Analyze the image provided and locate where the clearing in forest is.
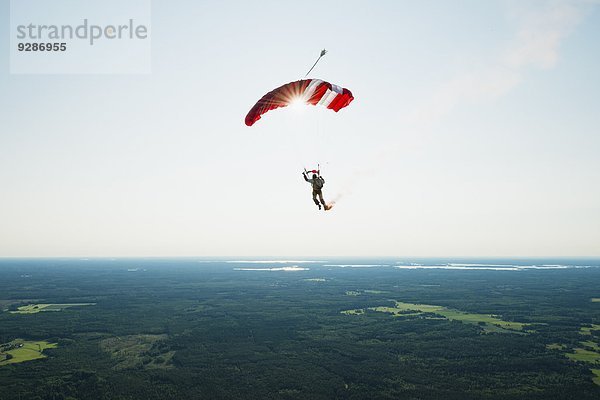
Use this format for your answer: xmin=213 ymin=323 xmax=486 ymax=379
xmin=344 ymin=290 xmax=388 ymax=296
xmin=580 ymin=324 xmax=600 ymax=335
xmin=549 ymin=324 xmax=600 ymax=385
xmin=566 ymin=348 xmax=600 ymax=363
xmin=0 ymin=340 xmax=57 ymax=366
xmin=10 ymin=303 xmax=96 ymax=314
xmin=592 ymin=369 xmax=600 ymax=385
xmin=341 ymin=301 xmax=526 ymax=333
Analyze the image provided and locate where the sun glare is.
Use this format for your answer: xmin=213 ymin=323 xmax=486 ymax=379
xmin=288 ymin=97 xmax=306 ymax=111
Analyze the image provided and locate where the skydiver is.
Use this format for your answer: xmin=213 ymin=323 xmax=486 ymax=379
xmin=302 ymin=171 xmax=327 ymax=211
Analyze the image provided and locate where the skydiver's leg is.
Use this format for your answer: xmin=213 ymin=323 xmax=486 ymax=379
xmin=312 ymin=191 xmax=321 ymax=209
xmin=318 ymin=191 xmax=326 ymax=206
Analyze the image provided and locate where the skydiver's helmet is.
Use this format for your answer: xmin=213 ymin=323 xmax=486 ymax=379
xmin=312 ymin=174 xmax=317 ymax=179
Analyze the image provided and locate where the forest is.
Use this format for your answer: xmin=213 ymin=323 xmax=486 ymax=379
xmin=0 ymin=258 xmax=599 ymax=399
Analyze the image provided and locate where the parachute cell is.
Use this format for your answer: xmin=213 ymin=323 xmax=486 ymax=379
xmin=245 ymin=79 xmax=354 ymax=126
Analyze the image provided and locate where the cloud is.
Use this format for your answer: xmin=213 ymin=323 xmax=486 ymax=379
xmin=504 ymin=1 xmax=584 ymax=69
xmin=320 ymin=1 xmax=595 ymax=210
xmin=403 ymin=0 xmax=591 ymax=126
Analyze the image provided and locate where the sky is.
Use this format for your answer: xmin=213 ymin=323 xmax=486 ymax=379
xmin=0 ymin=0 xmax=599 ymax=257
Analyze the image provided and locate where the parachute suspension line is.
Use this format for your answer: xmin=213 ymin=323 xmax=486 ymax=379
xmin=302 ymin=50 xmax=327 ymax=173
xmin=304 ymin=49 xmax=327 ymax=77
xmin=316 ymin=101 xmax=323 ymax=157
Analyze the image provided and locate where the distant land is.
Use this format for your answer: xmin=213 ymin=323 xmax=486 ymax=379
xmin=0 ymin=257 xmax=599 ymax=399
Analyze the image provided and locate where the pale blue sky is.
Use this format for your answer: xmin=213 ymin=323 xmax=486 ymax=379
xmin=0 ymin=0 xmax=599 ymax=257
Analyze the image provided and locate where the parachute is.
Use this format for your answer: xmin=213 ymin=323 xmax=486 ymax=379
xmin=245 ymin=79 xmax=354 ymax=126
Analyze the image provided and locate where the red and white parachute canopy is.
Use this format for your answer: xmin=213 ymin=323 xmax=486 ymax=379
xmin=245 ymin=79 xmax=354 ymax=126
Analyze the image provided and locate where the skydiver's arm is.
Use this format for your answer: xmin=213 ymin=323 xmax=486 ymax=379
xmin=302 ymin=173 xmax=309 ymax=182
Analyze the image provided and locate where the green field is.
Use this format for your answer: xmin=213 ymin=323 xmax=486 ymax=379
xmin=592 ymin=298 xmax=600 ymax=302
xmin=10 ymin=303 xmax=95 ymax=314
xmin=566 ymin=348 xmax=600 ymax=364
xmin=592 ymin=369 xmax=600 ymax=385
xmin=546 ymin=343 xmax=567 ymax=350
xmin=340 ymin=308 xmax=365 ymax=315
xmin=582 ymin=341 xmax=600 ymax=351
xmin=342 ymin=301 xmax=526 ymax=332
xmin=554 ymin=326 xmax=600 ymax=385
xmin=344 ymin=289 xmax=388 ymax=296
xmin=580 ymin=324 xmax=600 ymax=335
xmin=0 ymin=340 xmax=57 ymax=366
